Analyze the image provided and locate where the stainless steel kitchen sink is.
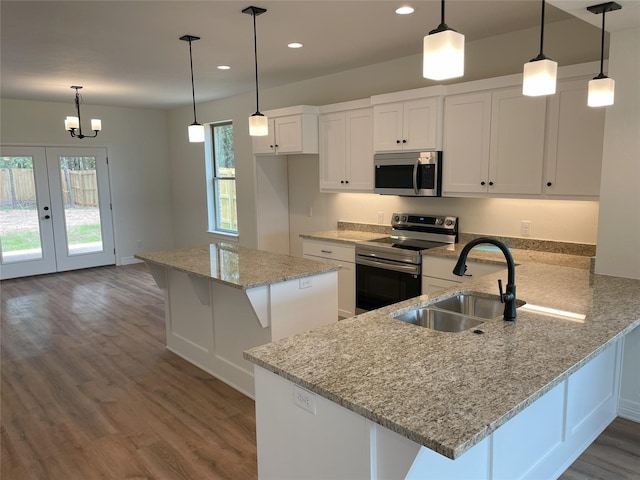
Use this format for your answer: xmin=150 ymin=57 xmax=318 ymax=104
xmin=435 ymin=293 xmax=502 ymax=320
xmin=392 ymin=292 xmax=526 ymax=332
xmin=394 ymin=308 xmax=484 ymax=332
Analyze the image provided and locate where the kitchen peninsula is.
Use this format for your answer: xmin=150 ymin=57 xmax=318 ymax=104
xmin=245 ymin=261 xmax=640 ymax=479
xmin=136 ymin=243 xmax=339 ymax=397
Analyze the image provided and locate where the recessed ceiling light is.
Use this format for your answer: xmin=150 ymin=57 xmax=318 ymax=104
xmin=217 ymin=65 xmax=231 ymax=70
xmin=395 ymin=6 xmax=414 ymax=15
xmin=288 ymin=42 xmax=303 ymax=49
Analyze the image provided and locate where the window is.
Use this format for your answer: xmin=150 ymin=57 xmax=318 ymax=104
xmin=207 ymin=122 xmax=237 ymax=235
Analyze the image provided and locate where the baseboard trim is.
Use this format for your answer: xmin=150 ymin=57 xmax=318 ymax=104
xmin=120 ymin=256 xmax=143 ymax=266
xmin=618 ymin=398 xmax=640 ymax=422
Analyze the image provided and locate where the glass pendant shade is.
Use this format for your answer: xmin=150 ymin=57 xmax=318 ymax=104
xmin=588 ymin=76 xmax=615 ymax=107
xmin=91 ymin=119 xmax=102 ymax=131
xmin=423 ymin=29 xmax=465 ymax=81
xmin=188 ymin=123 xmax=205 ymax=143
xmin=522 ymin=58 xmax=557 ymax=96
xmin=249 ymin=114 xmax=269 ymax=136
xmin=65 ymin=116 xmax=79 ymax=130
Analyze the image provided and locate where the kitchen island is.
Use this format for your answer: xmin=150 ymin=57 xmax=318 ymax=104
xmin=136 ymin=243 xmax=339 ymax=397
xmin=245 ymin=261 xmax=640 ymax=479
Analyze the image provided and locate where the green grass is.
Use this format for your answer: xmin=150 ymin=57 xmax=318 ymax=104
xmin=1 ymin=224 xmax=102 ymax=251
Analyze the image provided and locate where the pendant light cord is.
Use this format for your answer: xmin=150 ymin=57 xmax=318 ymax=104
xmin=599 ymin=9 xmax=606 ymax=76
xmin=252 ymin=11 xmax=260 ymax=114
xmin=441 ymin=0 xmax=445 ymax=25
xmin=188 ymin=39 xmax=198 ymax=123
xmin=538 ymin=0 xmax=546 ymax=57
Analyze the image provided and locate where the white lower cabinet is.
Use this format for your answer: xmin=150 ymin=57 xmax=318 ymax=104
xmin=253 ymin=339 xmax=623 ymax=480
xmin=422 ymin=255 xmax=506 ymax=294
xmin=303 ymin=239 xmax=355 ymax=318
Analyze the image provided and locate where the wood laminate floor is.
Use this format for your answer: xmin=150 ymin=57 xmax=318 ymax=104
xmin=1 ymin=264 xmax=639 ymax=479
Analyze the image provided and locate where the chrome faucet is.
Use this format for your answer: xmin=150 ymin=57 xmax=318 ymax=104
xmin=452 ymin=237 xmax=517 ymax=320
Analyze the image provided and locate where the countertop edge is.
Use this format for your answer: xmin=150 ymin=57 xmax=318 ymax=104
xmin=244 ymin=318 xmax=640 ymax=459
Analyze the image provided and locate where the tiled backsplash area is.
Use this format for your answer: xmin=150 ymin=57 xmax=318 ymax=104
xmin=337 ymin=221 xmax=596 ymax=257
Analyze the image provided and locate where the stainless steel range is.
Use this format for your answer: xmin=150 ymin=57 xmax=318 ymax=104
xmin=355 ymin=213 xmax=458 ymax=313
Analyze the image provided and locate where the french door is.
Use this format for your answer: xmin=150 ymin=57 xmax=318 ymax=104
xmin=0 ymin=146 xmax=115 ymax=280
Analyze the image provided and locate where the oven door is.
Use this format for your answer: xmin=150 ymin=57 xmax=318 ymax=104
xmin=355 ymin=257 xmax=421 ymax=313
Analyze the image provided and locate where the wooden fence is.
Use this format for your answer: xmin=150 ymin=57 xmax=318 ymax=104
xmin=0 ymin=168 xmax=98 ymax=208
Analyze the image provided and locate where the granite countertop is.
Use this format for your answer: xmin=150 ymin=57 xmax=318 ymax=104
xmin=245 ymin=262 xmax=640 ymax=459
xmin=135 ymin=243 xmax=340 ymax=290
xmin=302 ymin=227 xmax=595 ymax=270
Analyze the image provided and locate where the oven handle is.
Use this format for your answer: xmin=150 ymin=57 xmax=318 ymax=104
xmin=413 ymin=159 xmax=420 ymax=195
xmin=356 ymin=256 xmax=420 ymax=275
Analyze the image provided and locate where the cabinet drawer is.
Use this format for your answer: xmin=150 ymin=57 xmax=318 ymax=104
xmin=422 ymin=256 xmax=504 ymax=282
xmin=302 ymin=240 xmax=355 ymax=263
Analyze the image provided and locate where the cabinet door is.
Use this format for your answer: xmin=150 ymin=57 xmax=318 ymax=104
xmin=319 ymin=112 xmax=347 ymax=190
xmin=337 ymin=262 xmax=356 ymax=318
xmin=274 ymin=115 xmax=303 ymax=153
xmin=345 ymin=108 xmax=374 ymax=191
xmin=403 ymin=97 xmax=439 ymax=151
xmin=252 ymin=119 xmax=277 ymax=154
xmin=373 ymin=103 xmax=404 ymax=152
xmin=442 ymin=92 xmax=492 ymax=194
xmin=489 ymin=88 xmax=546 ymax=195
xmin=544 ymin=80 xmax=605 ymax=196
xmin=422 ymin=276 xmax=460 ymax=295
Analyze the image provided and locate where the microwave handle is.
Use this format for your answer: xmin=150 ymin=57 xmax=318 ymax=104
xmin=413 ymin=159 xmax=420 ymax=195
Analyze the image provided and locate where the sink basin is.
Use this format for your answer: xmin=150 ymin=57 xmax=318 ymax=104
xmin=394 ymin=308 xmax=484 ymax=332
xmin=433 ymin=292 xmax=525 ymax=320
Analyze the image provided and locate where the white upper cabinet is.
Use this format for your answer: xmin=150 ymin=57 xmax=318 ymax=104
xmin=442 ymin=92 xmax=492 ymax=194
xmin=373 ymin=97 xmax=440 ymax=152
xmin=252 ymin=106 xmax=319 ymax=155
xmin=489 ymin=88 xmax=546 ymax=195
xmin=544 ymin=79 xmax=605 ymax=197
xmin=320 ymin=107 xmax=373 ymax=192
xmin=443 ymin=87 xmax=546 ymax=196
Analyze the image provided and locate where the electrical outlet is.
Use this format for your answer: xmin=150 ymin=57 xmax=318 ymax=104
xmin=521 ymin=220 xmax=531 ymax=237
xmin=299 ymin=277 xmax=312 ymax=289
xmin=294 ymin=386 xmax=316 ymax=414
xmin=377 ymin=211 xmax=384 ymax=224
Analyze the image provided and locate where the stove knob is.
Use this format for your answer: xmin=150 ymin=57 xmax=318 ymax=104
xmin=445 ymin=219 xmax=454 ymax=226
xmin=394 ymin=215 xmax=400 ymax=222
xmin=435 ymin=218 xmax=444 ymax=225
xmin=401 ymin=216 xmax=407 ymax=222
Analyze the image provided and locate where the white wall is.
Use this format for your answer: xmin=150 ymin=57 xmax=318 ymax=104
xmin=166 ymin=18 xmax=603 ymax=254
xmin=0 ymin=98 xmax=175 ymax=263
xmin=595 ymin=28 xmax=640 ymax=280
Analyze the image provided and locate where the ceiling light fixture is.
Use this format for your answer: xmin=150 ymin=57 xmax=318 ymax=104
xmin=522 ymin=0 xmax=557 ymax=96
xmin=217 ymin=65 xmax=231 ymax=70
xmin=587 ymin=1 xmax=621 ymax=107
xmin=396 ymin=6 xmax=414 ymax=15
xmin=64 ymin=86 xmax=101 ymax=139
xmin=243 ymin=5 xmax=269 ymax=137
xmin=288 ymin=42 xmax=303 ymax=49
xmin=180 ymin=34 xmax=205 ymax=143
xmin=423 ymin=0 xmax=464 ymax=81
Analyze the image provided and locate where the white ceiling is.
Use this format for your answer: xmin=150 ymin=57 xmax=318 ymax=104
xmin=0 ymin=1 xmax=635 ymax=110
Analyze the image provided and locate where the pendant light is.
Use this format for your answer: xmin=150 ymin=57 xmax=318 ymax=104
xmin=523 ymin=0 xmax=557 ymax=96
xmin=587 ymin=2 xmax=621 ymax=107
xmin=423 ymin=0 xmax=464 ymax=81
xmin=243 ymin=6 xmax=268 ymax=136
xmin=64 ymin=86 xmax=102 ymax=139
xmin=180 ymin=34 xmax=205 ymax=143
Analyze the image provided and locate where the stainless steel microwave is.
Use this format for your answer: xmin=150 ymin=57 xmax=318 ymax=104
xmin=373 ymin=151 xmax=442 ymax=196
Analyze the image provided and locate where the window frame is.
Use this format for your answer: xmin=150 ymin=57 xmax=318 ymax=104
xmin=205 ymin=121 xmax=238 ymax=238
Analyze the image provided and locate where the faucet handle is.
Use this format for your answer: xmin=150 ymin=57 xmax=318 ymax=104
xmin=498 ymin=279 xmax=505 ymax=303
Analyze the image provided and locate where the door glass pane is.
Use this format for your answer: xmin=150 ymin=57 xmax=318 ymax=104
xmin=0 ymin=156 xmax=43 ymax=263
xmin=58 ymin=156 xmax=103 ymax=255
